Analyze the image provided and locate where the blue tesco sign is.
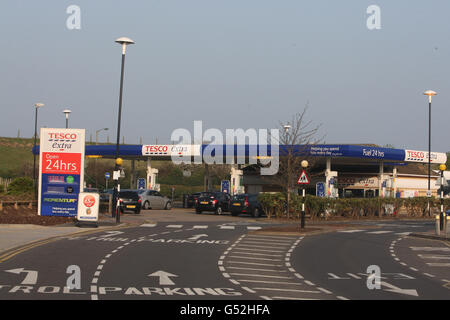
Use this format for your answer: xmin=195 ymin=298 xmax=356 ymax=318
xmin=221 ymin=180 xmax=230 ymax=194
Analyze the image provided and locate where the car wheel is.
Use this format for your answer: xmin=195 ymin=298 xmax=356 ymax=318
xmin=215 ymin=206 xmax=223 ymax=215
xmin=252 ymin=208 xmax=260 ymax=218
xmin=143 ymin=201 xmax=150 ymax=210
xmin=165 ymin=202 xmax=172 ymax=210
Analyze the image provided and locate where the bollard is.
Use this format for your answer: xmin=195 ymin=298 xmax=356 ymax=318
xmin=436 ymin=215 xmax=441 ymax=236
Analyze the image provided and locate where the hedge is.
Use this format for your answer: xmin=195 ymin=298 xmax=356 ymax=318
xmin=258 ymin=193 xmax=449 ymax=219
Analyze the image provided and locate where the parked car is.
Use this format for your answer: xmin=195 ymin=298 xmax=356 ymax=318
xmin=118 ymin=190 xmax=141 ymax=214
xmin=230 ymin=194 xmax=263 ymax=217
xmin=195 ymin=192 xmax=231 ymax=215
xmin=138 ymin=189 xmax=172 ymax=210
xmin=187 ymin=192 xmax=202 ymax=208
xmin=100 ymin=189 xmax=114 ymax=202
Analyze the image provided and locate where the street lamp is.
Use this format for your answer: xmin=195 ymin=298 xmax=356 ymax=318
xmin=96 ymin=127 xmax=109 ymax=145
xmin=33 ymin=103 xmax=44 ymax=200
xmin=300 ymin=160 xmax=309 ymax=229
xmin=63 ymin=109 xmax=71 ymax=128
xmin=424 ymin=90 xmax=436 ymax=216
xmin=113 ymin=36 xmax=135 ymax=224
xmin=284 ymin=124 xmax=292 ymax=218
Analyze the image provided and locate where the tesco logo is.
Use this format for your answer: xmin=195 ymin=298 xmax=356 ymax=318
xmin=49 ymin=133 xmax=77 ymax=140
xmin=407 ymin=150 xmax=425 ymax=159
xmin=144 ymin=145 xmax=168 ymax=153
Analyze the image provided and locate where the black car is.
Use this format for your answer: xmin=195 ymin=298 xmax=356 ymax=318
xmin=187 ymin=192 xmax=202 ymax=208
xmin=118 ymin=190 xmax=141 ymax=214
xmin=195 ymin=192 xmax=231 ymax=215
xmin=230 ymin=194 xmax=263 ymax=217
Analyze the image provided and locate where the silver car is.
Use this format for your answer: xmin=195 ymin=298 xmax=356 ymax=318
xmin=138 ymin=189 xmax=172 ymax=210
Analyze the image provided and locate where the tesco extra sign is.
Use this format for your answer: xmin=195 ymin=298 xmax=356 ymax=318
xmin=405 ymin=149 xmax=447 ymax=164
xmin=144 ymin=145 xmax=169 ymax=153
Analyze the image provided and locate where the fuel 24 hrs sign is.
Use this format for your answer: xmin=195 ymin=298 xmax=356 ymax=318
xmin=38 ymin=128 xmax=85 ymax=217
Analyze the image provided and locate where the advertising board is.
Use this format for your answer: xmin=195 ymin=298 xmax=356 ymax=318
xmin=38 ymin=128 xmax=85 ymax=217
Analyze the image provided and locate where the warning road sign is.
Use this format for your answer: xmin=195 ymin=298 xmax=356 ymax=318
xmin=297 ymin=170 xmax=310 ymax=185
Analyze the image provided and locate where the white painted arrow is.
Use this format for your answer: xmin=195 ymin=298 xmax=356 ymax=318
xmin=148 ymin=271 xmax=178 ymax=285
xmin=188 ymin=234 xmax=208 ymax=241
xmin=381 ymin=281 xmax=418 ymax=297
xmin=5 ymin=268 xmax=38 ymax=285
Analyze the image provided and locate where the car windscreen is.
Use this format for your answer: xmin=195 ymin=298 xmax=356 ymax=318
xmin=232 ymin=194 xmax=247 ymax=201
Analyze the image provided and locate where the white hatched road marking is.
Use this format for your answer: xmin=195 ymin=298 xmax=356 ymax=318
xmin=410 ymin=247 xmax=450 ymax=252
xmin=140 ymin=224 xmax=156 ymax=227
xmin=220 ymin=226 xmax=235 ymax=230
xmin=426 ymin=263 xmax=450 ymax=267
xmin=366 ymin=231 xmax=393 ymax=234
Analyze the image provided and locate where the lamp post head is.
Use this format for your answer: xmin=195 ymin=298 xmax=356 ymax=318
xmin=115 ymin=37 xmax=135 ymax=54
xmin=35 ymin=103 xmax=44 ymax=108
xmin=424 ymin=90 xmax=437 ymax=103
xmin=63 ymin=109 xmax=71 ymax=119
xmin=283 ymin=124 xmax=291 ymax=133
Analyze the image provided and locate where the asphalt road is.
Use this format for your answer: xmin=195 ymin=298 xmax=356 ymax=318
xmin=0 ymin=210 xmax=448 ymax=301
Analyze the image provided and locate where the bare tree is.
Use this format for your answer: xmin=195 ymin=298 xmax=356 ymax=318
xmin=273 ymin=105 xmax=324 ymax=218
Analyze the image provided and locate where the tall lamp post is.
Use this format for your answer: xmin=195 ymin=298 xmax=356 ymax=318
xmin=33 ymin=103 xmax=44 ymax=200
xmin=424 ymin=90 xmax=436 ymax=216
xmin=283 ymin=124 xmax=291 ymax=217
xmin=63 ymin=109 xmax=71 ymax=128
xmin=113 ymin=37 xmax=135 ymax=224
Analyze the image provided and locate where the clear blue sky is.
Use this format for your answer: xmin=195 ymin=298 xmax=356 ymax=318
xmin=0 ymin=1 xmax=449 ymax=152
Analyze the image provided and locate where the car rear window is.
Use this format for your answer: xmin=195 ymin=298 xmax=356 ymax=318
xmin=232 ymin=195 xmax=247 ymax=201
xmin=119 ymin=191 xmax=139 ymax=199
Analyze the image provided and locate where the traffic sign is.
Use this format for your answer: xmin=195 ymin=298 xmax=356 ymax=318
xmin=105 ymin=172 xmax=110 ymax=180
xmin=297 ymin=170 xmax=310 ymax=185
xmin=221 ymin=180 xmax=230 ymax=193
xmin=316 ymin=182 xmax=325 ymax=197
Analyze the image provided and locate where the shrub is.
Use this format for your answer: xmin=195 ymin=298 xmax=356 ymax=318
xmin=7 ymin=177 xmax=33 ymax=195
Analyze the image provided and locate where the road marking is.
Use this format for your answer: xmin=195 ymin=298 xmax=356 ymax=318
xmin=395 ymin=232 xmax=411 ymax=236
xmin=193 ymin=225 xmax=208 ymax=229
xmin=294 ymin=273 xmax=304 ymax=279
xmin=426 ymin=263 xmax=450 ymax=267
xmin=229 ymin=273 xmax=292 ymax=279
xmin=423 ymin=273 xmax=435 ymax=278
xmin=245 ymin=235 xmax=297 ymax=241
xmin=337 ymin=296 xmax=349 ymax=300
xmin=148 ymin=271 xmax=178 ymax=285
xmin=418 ymin=254 xmax=450 ymax=260
xmin=220 ymin=226 xmax=235 ymax=230
xmin=318 ymin=287 xmax=333 ymax=294
xmin=247 ymin=226 xmax=262 ymax=230
xmin=232 ymin=251 xmax=283 ymax=257
xmin=242 ymin=287 xmax=256 ymax=293
xmin=140 ymin=224 xmax=156 ymax=227
xmin=271 ymin=296 xmax=319 ymax=300
xmin=347 ymin=273 xmax=362 ymax=279
xmin=304 ymin=280 xmax=315 ymax=286
xmin=253 ymin=287 xmax=321 ymax=293
xmin=366 ymin=231 xmax=393 ymax=234
xmin=410 ymin=247 xmax=450 ymax=252
xmin=236 ymin=244 xmax=284 ymax=252
xmin=227 ymin=266 xmax=287 ymax=273
xmin=166 ymin=225 xmax=182 ymax=228
xmin=237 ymin=279 xmax=304 ymax=285
xmin=5 ymin=268 xmax=38 ymax=285
xmin=381 ymin=281 xmax=418 ymax=297
xmin=239 ymin=241 xmax=289 ymax=247
xmin=338 ymin=230 xmax=365 ymax=233
xmin=227 ymin=261 xmax=283 ymax=267
xmin=228 ymin=256 xmax=283 ymax=262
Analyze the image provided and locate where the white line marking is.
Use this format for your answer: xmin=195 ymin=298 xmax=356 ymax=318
xmin=232 ymin=251 xmax=283 ymax=257
xmin=252 ymin=287 xmax=321 ymax=293
xmin=228 ymin=256 xmax=283 ymax=262
xmin=242 ymin=287 xmax=257 ymax=293
xmin=232 ymin=247 xmax=284 ymax=253
xmin=229 ymin=273 xmax=292 ymax=279
xmin=271 ymin=296 xmax=318 ymax=300
xmin=366 ymin=231 xmax=393 ymax=234
xmin=230 ymin=279 xmax=240 ymax=285
xmin=237 ymin=279 xmax=304 ymax=285
xmin=220 ymin=226 xmax=235 ymax=230
xmin=337 ymin=296 xmax=349 ymax=300
xmin=166 ymin=225 xmax=183 ymax=228
xmin=304 ymin=280 xmax=315 ymax=286
xmin=338 ymin=230 xmax=365 ymax=233
xmin=318 ymin=287 xmax=333 ymax=294
xmin=228 ymin=261 xmax=283 ymax=267
xmin=260 ymin=296 xmax=272 ymax=300
xmin=426 ymin=263 xmax=450 ymax=267
xmin=227 ymin=266 xmax=287 ymax=273
xmin=294 ymin=273 xmax=304 ymax=279
xmin=247 ymin=226 xmax=262 ymax=230
xmin=140 ymin=224 xmax=156 ymax=227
